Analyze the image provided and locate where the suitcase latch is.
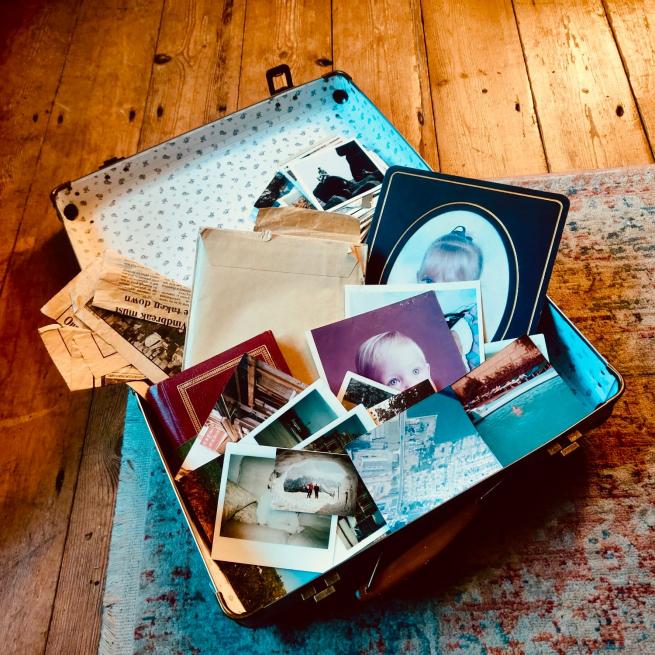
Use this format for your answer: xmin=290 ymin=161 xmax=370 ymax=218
xmin=547 ymin=430 xmax=583 ymax=457
xmin=266 ymin=64 xmax=294 ymax=96
xmin=300 ymin=571 xmax=340 ymax=603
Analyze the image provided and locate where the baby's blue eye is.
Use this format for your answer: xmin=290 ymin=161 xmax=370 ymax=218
xmin=412 ymin=367 xmax=421 ymax=375
xmin=420 ymin=277 xmax=433 ymax=284
xmin=388 ymin=378 xmax=400 ymax=386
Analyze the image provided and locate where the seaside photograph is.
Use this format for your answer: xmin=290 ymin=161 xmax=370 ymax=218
xmin=452 ymin=336 xmax=590 ymax=466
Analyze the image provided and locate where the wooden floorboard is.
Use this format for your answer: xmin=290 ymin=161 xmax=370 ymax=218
xmin=0 ymin=0 xmax=166 ymax=653
xmin=138 ymin=0 xmax=247 ymax=151
xmin=602 ymin=0 xmax=655 ymax=154
xmin=0 ymin=0 xmax=81 ymax=289
xmin=45 ymin=386 xmax=128 ymax=655
xmin=513 ymin=0 xmax=653 ymax=171
xmin=0 ymin=1 xmax=653 ymax=653
xmin=237 ymin=0 xmax=333 ymax=108
xmin=421 ymin=0 xmax=547 ymax=177
xmin=332 ymin=0 xmax=439 ymax=170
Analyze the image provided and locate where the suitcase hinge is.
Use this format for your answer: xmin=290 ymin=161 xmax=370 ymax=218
xmin=98 ymin=155 xmax=125 ymax=171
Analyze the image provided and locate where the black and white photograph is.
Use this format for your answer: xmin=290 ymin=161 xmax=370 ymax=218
xmin=336 ymin=371 xmax=397 ymax=410
xmin=177 ymin=355 xmax=307 ymax=476
xmin=287 ymin=139 xmax=385 ymax=211
xmin=212 ymin=443 xmax=337 ymax=572
xmin=242 ymin=378 xmax=345 ymax=449
xmin=253 ymin=171 xmax=317 ymax=210
xmin=87 ymin=302 xmax=185 ymax=376
xmin=270 ymin=449 xmax=359 ymax=516
xmin=368 ymin=379 xmax=436 ymax=425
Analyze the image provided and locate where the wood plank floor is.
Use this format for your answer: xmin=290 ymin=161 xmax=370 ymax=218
xmin=0 ymin=1 xmax=653 ymax=652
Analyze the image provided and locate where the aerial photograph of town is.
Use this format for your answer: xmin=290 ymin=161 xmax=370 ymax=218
xmin=346 ymin=390 xmax=502 ymax=531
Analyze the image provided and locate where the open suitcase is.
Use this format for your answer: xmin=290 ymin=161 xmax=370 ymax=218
xmin=51 ymin=66 xmax=624 ymax=626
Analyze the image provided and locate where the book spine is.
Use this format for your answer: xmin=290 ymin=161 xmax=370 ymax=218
xmin=145 ymin=383 xmax=186 ymax=453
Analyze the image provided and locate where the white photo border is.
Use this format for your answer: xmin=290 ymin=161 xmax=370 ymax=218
xmin=212 ymin=442 xmax=337 ymax=572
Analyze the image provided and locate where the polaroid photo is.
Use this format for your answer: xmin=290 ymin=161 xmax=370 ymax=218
xmin=241 ymin=378 xmax=346 ymax=448
xmin=291 ymin=406 xmax=388 ymax=561
xmin=307 ymin=291 xmax=467 ymax=396
xmin=346 ymin=390 xmax=502 ymax=533
xmin=254 ymin=136 xmax=351 ymax=212
xmin=287 ymin=139 xmax=385 ymax=212
xmin=366 ymin=167 xmax=570 ymax=342
xmin=176 ymin=355 xmax=306 ymax=478
xmin=484 ymin=333 xmax=548 ymax=361
xmin=345 ymin=282 xmax=485 ymax=371
xmin=212 ymin=443 xmax=337 ymax=572
xmin=451 ymin=335 xmax=589 ymax=466
xmin=270 ymin=449 xmax=359 ymax=516
xmin=337 ymin=371 xmax=397 ymax=410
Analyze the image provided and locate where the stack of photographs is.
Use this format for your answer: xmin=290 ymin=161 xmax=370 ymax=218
xmin=173 ymin=357 xmax=344 ymax=543
xmin=253 ymin=137 xmax=387 ymax=240
xmin=177 ymin=329 xmax=587 ymax=602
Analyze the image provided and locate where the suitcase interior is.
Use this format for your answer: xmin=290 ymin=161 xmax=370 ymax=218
xmin=53 ymin=70 xmax=624 ymax=624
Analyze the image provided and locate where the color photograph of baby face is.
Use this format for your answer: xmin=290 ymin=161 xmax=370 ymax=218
xmin=307 ymin=291 xmax=467 ymax=396
xmin=387 ymin=208 xmax=516 ymax=342
xmin=355 ymin=331 xmax=430 ymax=391
xmin=345 ymin=282 xmax=484 ymax=372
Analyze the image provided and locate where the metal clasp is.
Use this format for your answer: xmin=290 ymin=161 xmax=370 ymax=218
xmin=266 ymin=64 xmax=294 ymax=96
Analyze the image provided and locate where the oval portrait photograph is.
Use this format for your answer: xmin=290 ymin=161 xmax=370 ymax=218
xmin=385 ymin=206 xmax=517 ymax=340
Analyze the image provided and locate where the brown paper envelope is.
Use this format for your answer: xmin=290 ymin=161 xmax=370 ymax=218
xmin=254 ymin=207 xmax=361 ymax=243
xmin=183 ymin=229 xmax=366 ymax=383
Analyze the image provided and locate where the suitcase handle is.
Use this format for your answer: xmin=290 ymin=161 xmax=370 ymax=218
xmin=266 ymin=64 xmax=294 ymax=96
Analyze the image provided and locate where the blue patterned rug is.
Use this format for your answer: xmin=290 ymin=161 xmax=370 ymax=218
xmin=100 ymin=166 xmax=655 ymax=654
xmin=100 ymin=393 xmax=454 ymax=654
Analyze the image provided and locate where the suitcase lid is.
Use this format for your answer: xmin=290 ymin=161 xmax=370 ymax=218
xmin=51 ymin=71 xmax=429 ymax=285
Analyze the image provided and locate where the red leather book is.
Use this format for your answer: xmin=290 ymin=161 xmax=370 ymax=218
xmin=146 ymin=331 xmax=290 ymax=454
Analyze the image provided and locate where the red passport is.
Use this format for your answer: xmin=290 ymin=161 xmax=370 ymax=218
xmin=146 ymin=331 xmax=290 ymax=453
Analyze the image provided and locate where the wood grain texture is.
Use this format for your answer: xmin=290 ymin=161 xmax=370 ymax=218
xmin=0 ymin=2 xmax=653 ymax=652
xmin=43 ymin=3 xmax=248 ymax=653
xmin=0 ymin=0 xmax=80 ymax=287
xmin=237 ymin=0 xmax=332 ymax=108
xmin=44 ymin=386 xmax=127 ymax=655
xmin=603 ymin=0 xmax=655 ymax=153
xmin=333 ymin=0 xmax=439 ymax=169
xmin=514 ymin=0 xmax=653 ymax=171
xmin=421 ymin=0 xmax=547 ymax=177
xmin=139 ymin=0 xmax=247 ymax=150
xmin=0 ymin=1 xmax=164 ymax=653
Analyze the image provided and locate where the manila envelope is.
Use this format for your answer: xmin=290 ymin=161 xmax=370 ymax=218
xmin=184 ymin=228 xmax=366 ymax=383
xmin=254 ymin=206 xmax=361 ymax=243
